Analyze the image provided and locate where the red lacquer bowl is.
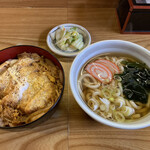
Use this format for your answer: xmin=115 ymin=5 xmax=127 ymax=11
xmin=0 ymin=45 xmax=65 ymax=128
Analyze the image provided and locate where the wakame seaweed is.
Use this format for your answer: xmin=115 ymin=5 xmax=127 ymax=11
xmin=118 ymin=61 xmax=150 ymax=104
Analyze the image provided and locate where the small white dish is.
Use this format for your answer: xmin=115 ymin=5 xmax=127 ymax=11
xmin=46 ymin=23 xmax=91 ymax=57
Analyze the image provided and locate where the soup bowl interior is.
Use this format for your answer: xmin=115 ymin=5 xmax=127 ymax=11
xmin=70 ymin=40 xmax=150 ymax=129
xmin=0 ymin=45 xmax=65 ymax=128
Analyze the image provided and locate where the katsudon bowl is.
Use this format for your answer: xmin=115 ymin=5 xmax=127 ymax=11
xmin=70 ymin=40 xmax=150 ymax=129
xmin=0 ymin=45 xmax=65 ymax=128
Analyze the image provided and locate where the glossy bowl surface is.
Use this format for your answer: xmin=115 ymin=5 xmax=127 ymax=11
xmin=0 ymin=45 xmax=65 ymax=128
xmin=70 ymin=40 xmax=150 ymax=129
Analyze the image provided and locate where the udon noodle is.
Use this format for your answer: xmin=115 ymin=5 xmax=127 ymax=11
xmin=78 ymin=55 xmax=150 ymax=122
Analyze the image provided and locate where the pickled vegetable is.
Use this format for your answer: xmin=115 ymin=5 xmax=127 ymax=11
xmin=51 ymin=26 xmax=84 ymax=51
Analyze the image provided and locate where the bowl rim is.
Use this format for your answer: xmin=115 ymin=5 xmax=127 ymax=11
xmin=46 ymin=23 xmax=91 ymax=57
xmin=0 ymin=45 xmax=65 ymax=128
xmin=70 ymin=40 xmax=150 ymax=129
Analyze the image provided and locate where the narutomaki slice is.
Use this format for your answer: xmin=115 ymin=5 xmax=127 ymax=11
xmin=95 ymin=59 xmax=120 ymax=74
xmin=85 ymin=62 xmax=113 ymax=84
